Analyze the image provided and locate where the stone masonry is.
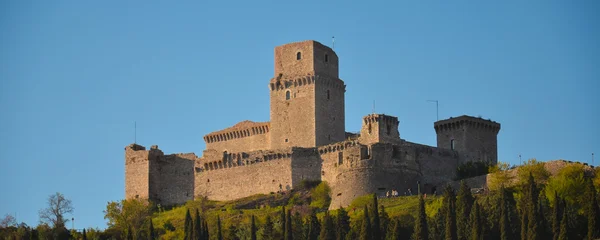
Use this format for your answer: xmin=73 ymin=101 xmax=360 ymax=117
xmin=125 ymin=40 xmax=501 ymax=208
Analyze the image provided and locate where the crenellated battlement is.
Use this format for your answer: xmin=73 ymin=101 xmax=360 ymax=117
xmin=363 ymin=114 xmax=399 ymax=125
xmin=269 ymin=75 xmax=345 ymax=92
xmin=200 ymin=149 xmax=293 ymax=172
xmin=203 ymin=121 xmax=270 ymax=144
xmin=434 ymin=115 xmax=500 ymax=134
xmin=317 ymin=139 xmax=360 ymax=155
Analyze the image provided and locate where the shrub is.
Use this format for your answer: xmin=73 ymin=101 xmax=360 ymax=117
xmin=455 ymin=161 xmax=493 ymax=180
xmin=310 ymin=182 xmax=331 ymax=209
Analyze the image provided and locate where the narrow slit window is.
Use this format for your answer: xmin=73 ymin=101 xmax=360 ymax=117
xmin=451 ymin=139 xmax=455 ymax=150
xmin=296 ymin=52 xmax=301 ymax=60
xmin=327 ymin=90 xmax=330 ymax=100
xmin=285 ymin=90 xmax=291 ymax=100
xmin=325 ymin=54 xmax=329 ymax=62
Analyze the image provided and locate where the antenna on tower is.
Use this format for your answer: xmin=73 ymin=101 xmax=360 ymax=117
xmin=372 ymin=100 xmax=375 ymax=114
xmin=134 ymin=121 xmax=137 ymax=144
xmin=427 ymin=100 xmax=439 ymax=121
xmin=332 ymin=36 xmax=335 ymax=49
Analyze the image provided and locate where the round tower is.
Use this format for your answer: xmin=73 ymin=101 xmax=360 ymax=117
xmin=434 ymin=115 xmax=501 ymax=165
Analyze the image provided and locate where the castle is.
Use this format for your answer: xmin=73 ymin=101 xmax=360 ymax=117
xmin=125 ymin=40 xmax=501 ymax=208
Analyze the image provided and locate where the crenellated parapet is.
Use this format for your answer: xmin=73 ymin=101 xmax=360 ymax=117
xmin=269 ymin=75 xmax=345 ymax=92
xmin=363 ymin=114 xmax=399 ymax=126
xmin=203 ymin=121 xmax=270 ymax=144
xmin=434 ymin=115 xmax=500 ymax=134
xmin=317 ymin=139 xmax=360 ymax=155
xmin=199 ymin=148 xmax=293 ymax=172
xmin=359 ymin=114 xmax=401 ymax=145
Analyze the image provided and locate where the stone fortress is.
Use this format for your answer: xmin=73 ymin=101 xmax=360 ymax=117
xmin=125 ymin=40 xmax=501 ymax=208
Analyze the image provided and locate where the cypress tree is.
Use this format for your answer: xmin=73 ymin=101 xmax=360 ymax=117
xmin=320 ymin=212 xmax=336 ymax=240
xmin=250 ymin=215 xmax=257 ymax=240
xmin=336 ymin=207 xmax=350 ymax=240
xmin=444 ymin=185 xmax=457 ymax=240
xmin=469 ymin=203 xmax=481 ymax=240
xmin=379 ymin=205 xmax=390 ymax=240
xmin=413 ymin=194 xmax=429 ymax=240
xmin=526 ymin=173 xmax=540 ymax=240
xmin=185 ymin=209 xmax=193 ymax=240
xmin=227 ymin=224 xmax=237 ymax=240
xmin=520 ymin=205 xmax=528 ymax=240
xmin=148 ymin=220 xmax=156 ymax=240
xmin=285 ymin=209 xmax=293 ymax=240
xmin=194 ymin=209 xmax=202 ymax=240
xmin=308 ymin=210 xmax=320 ymax=240
xmin=263 ymin=215 xmax=274 ymax=240
xmin=203 ymin=220 xmax=209 ymax=240
xmin=292 ymin=211 xmax=304 ymax=240
xmin=360 ymin=206 xmax=372 ymax=240
xmin=456 ymin=181 xmax=474 ymax=240
xmin=280 ymin=207 xmax=287 ymax=239
xmin=499 ymin=187 xmax=510 ymax=240
xmin=127 ymin=225 xmax=134 ymax=240
xmin=558 ymin=205 xmax=568 ymax=240
xmin=82 ymin=229 xmax=87 ymax=240
xmin=217 ymin=216 xmax=223 ymax=240
xmin=372 ymin=193 xmax=381 ymax=240
xmin=552 ymin=192 xmax=561 ymax=240
xmin=390 ymin=219 xmax=402 ymax=240
xmin=586 ymin=178 xmax=600 ymax=240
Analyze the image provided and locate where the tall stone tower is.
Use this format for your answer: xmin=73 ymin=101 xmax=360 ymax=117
xmin=359 ymin=114 xmax=401 ymax=145
xmin=269 ymin=40 xmax=346 ymax=149
xmin=434 ymin=115 xmax=501 ymax=164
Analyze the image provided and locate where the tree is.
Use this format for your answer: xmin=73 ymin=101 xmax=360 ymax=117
xmin=285 ymin=209 xmax=293 ymax=240
xmin=217 ymin=216 xmax=223 ymax=240
xmin=336 ymin=207 xmax=350 ymax=240
xmin=413 ymin=194 xmax=428 ymax=240
xmin=499 ymin=187 xmax=511 ymax=240
xmin=379 ymin=205 xmax=390 ymax=240
xmin=82 ymin=228 xmax=88 ymax=240
xmin=558 ymin=206 xmax=569 ymax=240
xmin=104 ymin=198 xmax=152 ymax=240
xmin=185 ymin=209 xmax=193 ymax=240
xmin=280 ymin=207 xmax=287 ymax=239
xmin=525 ymin=173 xmax=543 ymax=240
xmin=292 ymin=211 xmax=304 ymax=240
xmin=371 ymin=193 xmax=381 ymax=240
xmin=148 ymin=220 xmax=155 ymax=240
xmin=456 ymin=181 xmax=474 ymax=240
xmin=194 ymin=209 xmax=202 ymax=240
xmin=251 ymin=215 xmax=257 ymax=240
xmin=444 ymin=185 xmax=457 ymax=240
xmin=360 ymin=206 xmax=372 ymax=240
xmin=488 ymin=162 xmax=514 ymax=191
xmin=552 ymin=192 xmax=561 ymax=240
xmin=320 ymin=211 xmax=335 ymax=240
xmin=39 ymin=192 xmax=74 ymax=228
xmin=263 ymin=215 xmax=274 ymax=240
xmin=0 ymin=214 xmax=17 ymax=228
xmin=586 ymin=178 xmax=600 ymax=240
xmin=469 ymin=203 xmax=481 ymax=240
xmin=520 ymin=206 xmax=528 ymax=240
xmin=126 ymin=225 xmax=134 ymax=240
xmin=203 ymin=220 xmax=210 ymax=240
xmin=227 ymin=224 xmax=237 ymax=240
xmin=307 ymin=210 xmax=320 ymax=240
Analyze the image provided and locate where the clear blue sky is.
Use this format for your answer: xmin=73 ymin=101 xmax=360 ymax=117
xmin=1 ymin=0 xmax=598 ymax=230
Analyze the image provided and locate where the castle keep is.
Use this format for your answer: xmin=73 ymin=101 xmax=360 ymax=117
xmin=125 ymin=40 xmax=501 ymax=208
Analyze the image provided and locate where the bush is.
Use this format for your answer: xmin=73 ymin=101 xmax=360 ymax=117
xmin=455 ymin=161 xmax=493 ymax=180
xmin=310 ymin=182 xmax=331 ymax=209
xmin=516 ymin=159 xmax=550 ymax=186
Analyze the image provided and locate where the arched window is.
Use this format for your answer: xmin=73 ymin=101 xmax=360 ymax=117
xmin=368 ymin=123 xmax=372 ymax=134
xmin=296 ymin=52 xmax=301 ymax=60
xmin=327 ymin=90 xmax=330 ymax=100
xmin=451 ymin=139 xmax=455 ymax=150
xmin=386 ymin=125 xmax=391 ymax=135
xmin=325 ymin=54 xmax=329 ymax=62
xmin=285 ymin=90 xmax=291 ymax=100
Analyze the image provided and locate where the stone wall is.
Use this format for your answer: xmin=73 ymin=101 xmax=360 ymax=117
xmin=269 ymin=76 xmax=317 ymax=149
xmin=359 ymin=114 xmax=401 ymax=145
xmin=435 ymin=116 xmax=500 ymax=165
xmin=156 ymin=153 xmax=195 ymax=206
xmin=125 ymin=144 xmax=152 ymax=200
xmin=315 ymin=75 xmax=346 ymax=146
xmin=194 ymin=149 xmax=295 ymax=201
xmin=203 ymin=121 xmax=270 ymax=153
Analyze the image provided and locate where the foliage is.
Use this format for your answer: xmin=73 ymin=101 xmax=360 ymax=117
xmin=335 ymin=207 xmax=349 ymax=240
xmin=360 ymin=206 xmax=371 ymax=240
xmin=371 ymin=193 xmax=381 ymax=240
xmin=517 ymin=159 xmax=550 ymax=186
xmin=545 ymin=164 xmax=587 ymax=207
xmin=104 ymin=198 xmax=152 ymax=239
xmin=310 ymin=181 xmax=332 ymax=209
xmin=319 ymin=211 xmax=335 ymax=240
xmin=412 ymin=194 xmax=428 ymax=240
xmin=455 ymin=161 xmax=492 ymax=180
xmin=586 ymin=178 xmax=600 ymax=240
xmin=455 ymin=181 xmax=474 ymax=240
xmin=487 ymin=162 xmax=515 ymax=191
xmin=39 ymin=192 xmax=74 ymax=228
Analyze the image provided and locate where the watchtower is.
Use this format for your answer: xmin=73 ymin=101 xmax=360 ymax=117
xmin=269 ymin=40 xmax=346 ymax=149
xmin=359 ymin=114 xmax=401 ymax=145
xmin=434 ymin=115 xmax=501 ymax=164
